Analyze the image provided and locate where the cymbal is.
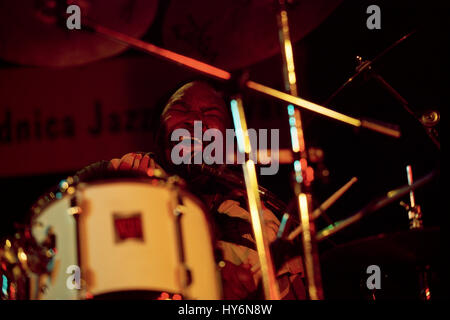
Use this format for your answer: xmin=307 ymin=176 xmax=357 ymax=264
xmin=321 ymin=227 xmax=441 ymax=266
xmin=324 ymin=30 xmax=416 ymax=105
xmin=162 ymin=0 xmax=343 ymax=70
xmin=0 ymin=0 xmax=158 ymax=67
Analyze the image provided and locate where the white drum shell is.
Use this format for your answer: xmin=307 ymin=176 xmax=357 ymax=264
xmin=30 ymin=179 xmax=221 ymax=300
xmin=31 ymin=196 xmax=78 ymax=300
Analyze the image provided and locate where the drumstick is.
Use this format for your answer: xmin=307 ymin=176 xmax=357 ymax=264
xmin=287 ymin=177 xmax=358 ymax=241
xmin=406 ymin=165 xmax=415 ymax=208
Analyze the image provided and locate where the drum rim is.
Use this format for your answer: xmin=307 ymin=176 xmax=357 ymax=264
xmin=76 ymin=177 xmax=209 ymax=211
xmin=27 ymin=177 xmax=215 ymax=237
xmin=27 ymin=176 xmax=166 ymax=220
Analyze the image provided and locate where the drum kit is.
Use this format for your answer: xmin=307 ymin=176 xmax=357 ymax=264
xmin=1 ymin=172 xmax=222 ymax=300
xmin=0 ymin=0 xmax=440 ymax=300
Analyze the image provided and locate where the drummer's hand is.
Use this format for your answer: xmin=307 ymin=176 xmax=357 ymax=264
xmin=108 ymin=152 xmax=161 ymax=176
xmin=220 ymin=261 xmax=258 ymax=300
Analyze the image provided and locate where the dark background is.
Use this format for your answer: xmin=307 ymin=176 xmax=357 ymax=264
xmin=0 ymin=0 xmax=445 ymax=299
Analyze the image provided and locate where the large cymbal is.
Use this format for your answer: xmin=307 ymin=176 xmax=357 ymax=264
xmin=162 ymin=0 xmax=343 ymax=70
xmin=324 ymin=30 xmax=416 ymax=105
xmin=0 ymin=0 xmax=158 ymax=67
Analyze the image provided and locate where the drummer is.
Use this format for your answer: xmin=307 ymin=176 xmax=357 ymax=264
xmin=76 ymin=81 xmax=306 ymax=300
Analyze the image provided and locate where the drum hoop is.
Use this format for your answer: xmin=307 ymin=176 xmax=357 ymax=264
xmin=27 ymin=176 xmax=211 ymax=227
xmin=74 ymin=178 xmax=214 ymax=230
xmin=27 ymin=176 xmax=167 ymax=221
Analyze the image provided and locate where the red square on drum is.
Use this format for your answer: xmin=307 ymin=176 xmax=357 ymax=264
xmin=113 ymin=213 xmax=144 ymax=242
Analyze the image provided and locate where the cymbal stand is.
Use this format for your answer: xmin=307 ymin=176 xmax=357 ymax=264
xmin=81 ymin=18 xmax=401 ymax=138
xmin=316 ymin=170 xmax=436 ymax=241
xmin=358 ymin=58 xmax=440 ymax=150
xmin=402 ymin=165 xmax=431 ymax=300
xmin=403 ymin=165 xmax=423 ymax=229
xmin=275 ymin=0 xmax=322 ymax=299
xmin=230 ymin=96 xmax=280 ymax=300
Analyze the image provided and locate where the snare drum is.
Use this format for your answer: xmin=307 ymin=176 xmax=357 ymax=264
xmin=25 ymin=176 xmax=222 ymax=300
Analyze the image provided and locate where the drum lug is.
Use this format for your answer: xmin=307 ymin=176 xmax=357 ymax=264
xmin=67 ymin=206 xmax=82 ymax=216
xmin=168 ymin=175 xmax=186 ymax=189
xmin=68 ymin=191 xmax=84 ymax=299
xmin=68 ymin=191 xmax=82 ymax=216
xmin=171 ymin=191 xmax=193 ymax=296
xmin=176 ymin=265 xmax=192 ymax=290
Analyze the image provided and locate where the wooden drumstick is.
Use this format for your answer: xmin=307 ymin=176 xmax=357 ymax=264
xmin=287 ymin=177 xmax=358 ymax=241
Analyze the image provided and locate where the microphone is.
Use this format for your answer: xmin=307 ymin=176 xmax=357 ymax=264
xmin=196 ymin=163 xmax=244 ymax=189
xmin=174 ymin=136 xmax=289 ymax=216
xmin=190 ymin=162 xmax=289 ymax=216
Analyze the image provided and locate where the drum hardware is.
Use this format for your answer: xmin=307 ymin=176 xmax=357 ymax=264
xmin=419 ymin=110 xmax=440 ymax=151
xmin=402 ymin=165 xmax=431 ymax=300
xmin=420 ymin=110 xmax=440 ymax=127
xmin=1 ymin=238 xmax=23 ymax=300
xmin=73 ymin=14 xmax=401 ymax=138
xmin=403 ymin=165 xmax=423 ymax=230
xmin=1 ymin=231 xmax=48 ymax=300
xmin=324 ymin=30 xmax=417 ymax=106
xmin=167 ymin=175 xmax=187 ymax=189
xmin=316 ymin=170 xmax=437 ymax=241
xmin=67 ymin=206 xmax=82 ymax=216
xmin=245 ymin=81 xmax=401 ymax=138
xmin=171 ymin=191 xmax=192 ymax=298
xmin=68 ymin=186 xmax=85 ymax=300
xmin=325 ymin=29 xmax=440 ymax=150
xmin=230 ymin=94 xmax=281 ymax=299
xmin=400 ymin=201 xmax=422 ymax=227
xmin=368 ymin=69 xmax=440 ymax=150
xmin=275 ymin=0 xmax=326 ymax=299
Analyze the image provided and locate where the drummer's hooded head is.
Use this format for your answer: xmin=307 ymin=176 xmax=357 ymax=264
xmin=156 ymin=81 xmax=232 ymax=175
